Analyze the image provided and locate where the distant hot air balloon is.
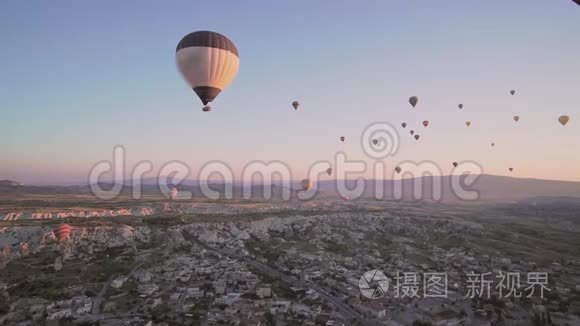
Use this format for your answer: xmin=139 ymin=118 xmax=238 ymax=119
xmin=513 ymin=115 xmax=520 ymax=122
xmin=510 ymin=90 xmax=515 ymax=95
xmin=401 ymin=122 xmax=407 ymax=128
xmin=491 ymin=142 xmax=495 ymax=147
xmin=414 ymin=135 xmax=420 ymax=140
xmin=423 ymin=120 xmax=429 ymax=127
xmin=340 ymin=136 xmax=345 ymax=142
xmin=410 ymin=130 xmax=415 ymax=135
xmin=326 ymin=168 xmax=332 ymax=176
xmin=559 ymin=115 xmax=570 ymax=126
xmin=409 ymin=96 xmax=418 ymax=108
xmin=509 ymin=168 xmax=513 ymax=172
xmin=458 ymin=104 xmax=463 ymax=109
xmin=301 ymin=179 xmax=311 ymax=191
xmin=453 ymin=162 xmax=458 ymax=167
xmin=176 ymin=31 xmax=240 ymax=111
xmin=169 ymin=187 xmax=178 ymax=201
xmin=53 ymin=223 xmax=72 ymax=242
xmin=292 ymin=101 xmax=300 ymax=110
xmin=372 ymin=139 xmax=378 ymax=145
xmin=465 ymin=121 xmax=471 ymax=127
xmin=395 ymin=167 xmax=401 ymax=174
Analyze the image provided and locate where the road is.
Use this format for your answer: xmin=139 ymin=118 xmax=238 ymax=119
xmin=182 ymin=230 xmax=370 ymax=326
xmin=92 ymin=261 xmax=145 ymax=316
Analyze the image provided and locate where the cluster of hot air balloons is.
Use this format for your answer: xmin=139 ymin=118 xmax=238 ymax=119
xmin=398 ymin=89 xmax=572 ymax=176
xmin=176 ymin=30 xmax=574 ymax=185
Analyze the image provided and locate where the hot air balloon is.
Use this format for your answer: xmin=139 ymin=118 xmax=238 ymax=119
xmin=401 ymin=122 xmax=407 ymax=128
xmin=423 ymin=120 xmax=429 ymax=127
xmin=513 ymin=116 xmax=520 ymax=122
xmin=340 ymin=136 xmax=345 ymax=142
xmin=410 ymin=130 xmax=414 ymax=135
xmin=53 ymin=223 xmax=72 ymax=242
xmin=453 ymin=162 xmax=458 ymax=167
xmin=465 ymin=121 xmax=471 ymax=127
xmin=509 ymin=168 xmax=513 ymax=172
xmin=409 ymin=96 xmax=418 ymax=108
xmin=458 ymin=104 xmax=463 ymax=109
xmin=292 ymin=101 xmax=300 ymax=110
xmin=372 ymin=139 xmax=378 ymax=145
xmin=326 ymin=168 xmax=332 ymax=176
xmin=301 ymin=179 xmax=311 ymax=191
xmin=169 ymin=187 xmax=178 ymax=201
xmin=395 ymin=167 xmax=401 ymax=174
xmin=414 ymin=135 xmax=420 ymax=140
xmin=491 ymin=142 xmax=495 ymax=147
xmin=176 ymin=31 xmax=240 ymax=111
xmin=510 ymin=90 xmax=515 ymax=95
xmin=559 ymin=115 xmax=570 ymax=126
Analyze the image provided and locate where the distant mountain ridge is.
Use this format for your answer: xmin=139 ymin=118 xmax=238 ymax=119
xmin=3 ymin=175 xmax=580 ymax=203
xmin=0 ymin=180 xmax=22 ymax=187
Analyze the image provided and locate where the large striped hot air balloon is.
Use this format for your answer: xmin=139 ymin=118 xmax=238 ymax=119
xmin=176 ymin=31 xmax=240 ymax=111
xmin=53 ymin=223 xmax=72 ymax=242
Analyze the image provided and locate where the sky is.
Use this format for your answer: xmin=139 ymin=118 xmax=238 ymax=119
xmin=1 ymin=1 xmax=579 ymax=185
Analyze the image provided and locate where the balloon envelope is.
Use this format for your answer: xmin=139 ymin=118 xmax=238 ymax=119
xmin=466 ymin=121 xmax=471 ymax=127
xmin=409 ymin=96 xmax=418 ymax=108
xmin=453 ymin=162 xmax=458 ymax=167
xmin=510 ymin=90 xmax=515 ymax=95
xmin=292 ymin=101 xmax=299 ymax=110
xmin=423 ymin=120 xmax=429 ymax=127
xmin=401 ymin=122 xmax=407 ymax=128
xmin=395 ymin=167 xmax=401 ymax=174
xmin=301 ymin=179 xmax=311 ymax=191
xmin=458 ymin=104 xmax=463 ymax=109
xmin=326 ymin=168 xmax=332 ymax=176
xmin=559 ymin=115 xmax=570 ymax=126
xmin=176 ymin=31 xmax=239 ymax=106
xmin=170 ymin=187 xmax=178 ymax=200
xmin=513 ymin=116 xmax=519 ymax=122
xmin=372 ymin=139 xmax=378 ymax=145
xmin=414 ymin=135 xmax=420 ymax=140
xmin=54 ymin=224 xmax=72 ymax=242
xmin=340 ymin=136 xmax=345 ymax=142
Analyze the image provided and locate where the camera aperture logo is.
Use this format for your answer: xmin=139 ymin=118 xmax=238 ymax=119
xmin=359 ymin=270 xmax=390 ymax=299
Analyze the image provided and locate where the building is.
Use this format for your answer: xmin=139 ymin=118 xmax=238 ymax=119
xmin=213 ymin=279 xmax=226 ymax=295
xmin=138 ymin=283 xmax=159 ymax=296
xmin=256 ymin=284 xmax=272 ymax=299
xmin=111 ymin=276 xmax=128 ymax=289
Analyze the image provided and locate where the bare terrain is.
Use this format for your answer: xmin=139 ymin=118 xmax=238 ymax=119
xmin=1 ymin=185 xmax=580 ymax=325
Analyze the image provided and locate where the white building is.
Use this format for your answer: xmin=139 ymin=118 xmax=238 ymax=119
xmin=111 ymin=276 xmax=128 ymax=289
xmin=256 ymin=285 xmax=272 ymax=299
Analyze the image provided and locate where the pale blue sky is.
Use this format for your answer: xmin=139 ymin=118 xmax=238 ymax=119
xmin=1 ymin=1 xmax=579 ymax=184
